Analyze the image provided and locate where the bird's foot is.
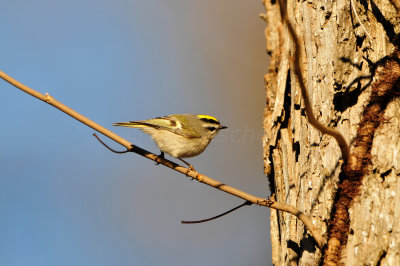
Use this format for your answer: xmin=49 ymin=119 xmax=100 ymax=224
xmin=155 ymin=152 xmax=165 ymax=165
xmin=179 ymin=158 xmax=198 ymax=179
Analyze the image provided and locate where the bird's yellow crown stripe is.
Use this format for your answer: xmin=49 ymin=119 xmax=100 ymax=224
xmin=197 ymin=114 xmax=219 ymax=122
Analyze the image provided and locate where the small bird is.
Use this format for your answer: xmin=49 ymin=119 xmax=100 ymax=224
xmin=113 ymin=114 xmax=227 ymax=170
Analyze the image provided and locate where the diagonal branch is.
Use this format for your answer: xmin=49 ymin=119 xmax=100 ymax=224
xmin=0 ymin=69 xmax=324 ymax=248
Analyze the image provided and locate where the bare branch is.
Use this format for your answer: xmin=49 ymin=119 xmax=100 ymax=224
xmin=277 ymin=0 xmax=351 ymax=164
xmin=0 ymin=70 xmax=324 ymax=248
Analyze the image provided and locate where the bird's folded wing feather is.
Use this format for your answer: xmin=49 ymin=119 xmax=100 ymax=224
xmin=114 ymin=116 xmax=201 ymax=138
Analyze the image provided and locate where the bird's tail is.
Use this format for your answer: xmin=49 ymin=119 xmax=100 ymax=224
xmin=113 ymin=121 xmax=164 ymax=129
xmin=113 ymin=121 xmax=149 ymax=128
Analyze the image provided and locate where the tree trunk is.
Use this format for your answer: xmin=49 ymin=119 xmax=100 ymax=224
xmin=262 ymin=0 xmax=400 ymax=264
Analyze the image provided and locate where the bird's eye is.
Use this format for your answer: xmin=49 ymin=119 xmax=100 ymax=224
xmin=206 ymin=127 xmax=217 ymax=132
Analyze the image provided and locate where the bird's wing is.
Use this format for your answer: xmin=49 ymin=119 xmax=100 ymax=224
xmin=113 ymin=116 xmax=201 ymax=138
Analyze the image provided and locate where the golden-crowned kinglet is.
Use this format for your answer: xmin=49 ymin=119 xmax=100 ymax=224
xmin=113 ymin=114 xmax=227 ymax=168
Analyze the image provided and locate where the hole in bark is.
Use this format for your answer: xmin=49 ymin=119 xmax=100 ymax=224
xmin=281 ymin=70 xmax=291 ymax=129
xmin=325 ymin=11 xmax=331 ymax=20
xmin=356 ymin=35 xmax=365 ymax=49
xmin=376 ymin=250 xmax=387 ymax=266
xmin=268 ymin=145 xmax=276 ymax=195
xmin=380 ymin=169 xmax=392 ymax=181
xmin=294 ymin=141 xmax=300 ymax=162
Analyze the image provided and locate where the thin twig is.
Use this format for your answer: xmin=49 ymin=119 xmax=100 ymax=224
xmin=93 ymin=133 xmax=130 ymax=153
xmin=277 ymin=0 xmax=350 ymax=164
xmin=0 ymin=69 xmax=324 ymax=248
xmin=181 ymin=201 xmax=252 ymax=224
xmin=350 ymin=0 xmax=373 ymax=41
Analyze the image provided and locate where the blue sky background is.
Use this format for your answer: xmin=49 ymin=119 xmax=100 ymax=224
xmin=0 ymin=1 xmax=271 ymax=265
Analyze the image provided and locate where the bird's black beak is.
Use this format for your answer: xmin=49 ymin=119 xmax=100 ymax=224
xmin=219 ymin=125 xmax=228 ymax=130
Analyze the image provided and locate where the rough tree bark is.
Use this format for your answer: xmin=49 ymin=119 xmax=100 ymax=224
xmin=262 ymin=0 xmax=400 ymax=264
